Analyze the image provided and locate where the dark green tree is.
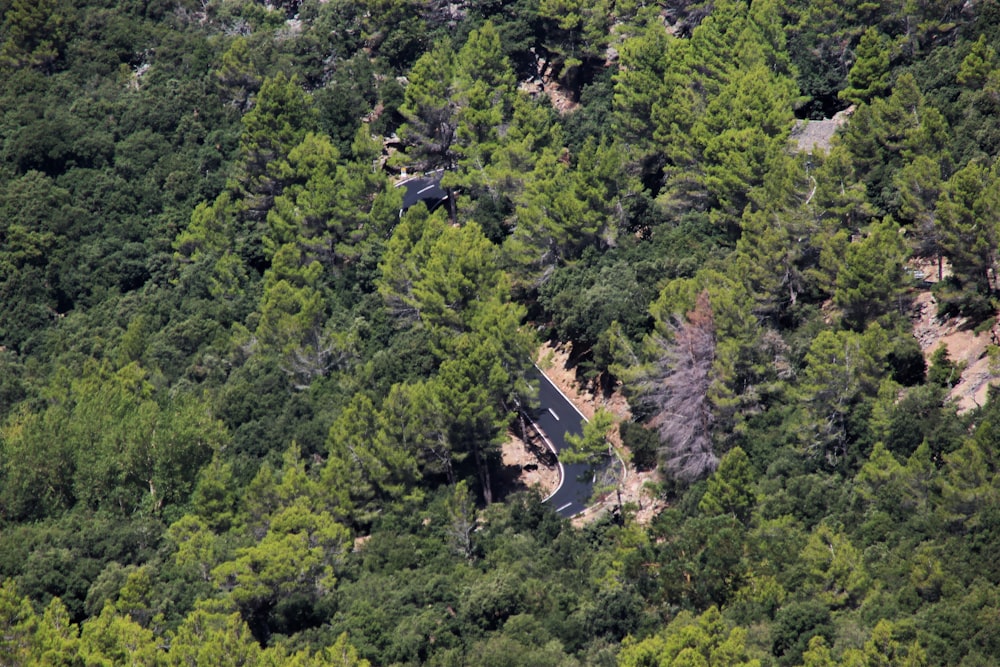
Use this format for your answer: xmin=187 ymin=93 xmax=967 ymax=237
xmin=936 ymin=160 xmax=1000 ymax=295
xmin=833 ymin=217 xmax=908 ymax=329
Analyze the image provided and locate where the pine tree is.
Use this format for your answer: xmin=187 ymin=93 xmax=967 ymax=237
xmin=936 ymin=160 xmax=1000 ymax=294
xmin=563 ymin=407 xmax=616 ymax=472
xmin=617 ymin=606 xmax=761 ymax=667
xmin=0 ymin=0 xmax=67 ymax=72
xmin=166 ymin=604 xmax=269 ymax=667
xmin=322 ymin=394 xmax=419 ymax=520
xmin=503 ymin=139 xmax=629 ymax=287
xmin=444 ymin=480 xmax=477 ymax=560
xmin=379 ymin=379 xmax=458 ymax=484
xmin=799 ymin=523 xmax=869 ymax=608
xmin=699 ymin=446 xmax=756 ymax=525
xmin=78 ymin=602 xmax=159 ymax=666
xmin=734 ymin=207 xmax=806 ymax=321
xmin=895 ymin=155 xmax=945 ymax=276
xmin=215 ymin=37 xmax=262 ymax=112
xmin=632 ymin=291 xmax=719 ymax=482
xmin=397 ymin=42 xmax=456 ymax=172
xmin=234 ymin=73 xmax=319 ymax=223
xmin=613 ymin=18 xmax=673 ymax=162
xmin=834 ymin=216 xmax=908 ymax=329
xmin=797 ymin=325 xmax=887 ymax=465
xmin=537 ymin=0 xmax=611 ymax=84
xmin=452 ymin=21 xmax=516 ymax=175
xmin=840 ymin=27 xmax=892 ymax=106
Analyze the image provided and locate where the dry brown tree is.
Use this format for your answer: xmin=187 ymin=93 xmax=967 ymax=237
xmin=634 ymin=290 xmax=719 ymax=482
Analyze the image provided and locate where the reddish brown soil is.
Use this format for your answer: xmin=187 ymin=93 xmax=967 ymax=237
xmin=498 ymin=429 xmax=560 ymax=501
xmin=908 ymin=257 xmax=1000 ymax=413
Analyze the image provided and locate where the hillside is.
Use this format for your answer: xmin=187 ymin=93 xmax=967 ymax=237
xmin=4 ymin=0 xmax=1000 ymax=665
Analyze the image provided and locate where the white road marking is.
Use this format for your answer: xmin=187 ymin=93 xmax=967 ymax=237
xmin=534 ymin=364 xmax=589 ymax=421
xmin=556 ymin=502 xmax=573 ymax=513
xmin=548 ymin=407 xmax=560 ymax=421
xmin=527 ymin=412 xmax=566 ymax=503
xmin=417 ymin=183 xmax=436 ymax=194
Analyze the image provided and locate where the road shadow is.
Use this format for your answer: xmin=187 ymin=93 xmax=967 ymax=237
xmin=494 ymin=421 xmax=559 ymax=503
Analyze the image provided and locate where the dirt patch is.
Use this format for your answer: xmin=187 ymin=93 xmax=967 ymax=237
xmin=908 ymin=257 xmax=1000 ymax=412
xmin=518 ymin=51 xmax=580 ymax=115
xmin=536 ymin=342 xmax=667 ymax=526
xmin=498 ymin=427 xmax=560 ymax=501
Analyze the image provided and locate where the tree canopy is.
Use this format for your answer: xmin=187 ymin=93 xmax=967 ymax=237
xmin=3 ymin=0 xmax=1000 ymax=664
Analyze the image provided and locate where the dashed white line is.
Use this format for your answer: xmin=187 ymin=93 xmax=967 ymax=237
xmin=534 ymin=364 xmax=589 ymax=422
xmin=547 ymin=407 xmax=560 ymax=421
xmin=556 ymin=502 xmax=573 ymax=513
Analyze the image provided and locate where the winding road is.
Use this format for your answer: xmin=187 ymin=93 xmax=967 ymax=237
xmin=397 ymin=169 xmax=448 ymax=212
xmin=528 ymin=367 xmax=594 ymax=518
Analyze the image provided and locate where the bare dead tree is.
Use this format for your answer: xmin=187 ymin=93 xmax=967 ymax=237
xmin=281 ymin=327 xmax=354 ymax=390
xmin=635 ymin=291 xmax=719 ymax=482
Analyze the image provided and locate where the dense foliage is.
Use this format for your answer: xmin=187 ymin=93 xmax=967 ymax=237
xmin=5 ymin=0 xmax=1000 ymax=664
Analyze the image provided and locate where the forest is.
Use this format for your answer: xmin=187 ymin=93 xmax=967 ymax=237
xmin=4 ymin=0 xmax=1000 ymax=664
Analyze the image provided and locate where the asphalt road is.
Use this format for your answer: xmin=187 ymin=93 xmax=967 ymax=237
xmin=398 ymin=171 xmax=448 ymax=211
xmin=528 ymin=367 xmax=593 ymax=518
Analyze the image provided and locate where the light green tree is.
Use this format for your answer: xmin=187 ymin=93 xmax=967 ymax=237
xmin=234 ymin=73 xmax=319 ymax=222
xmin=957 ymin=35 xmax=998 ymax=89
xmin=840 ymin=27 xmax=892 ymax=105
xmin=0 ymin=579 xmax=38 ymax=665
xmin=265 ymin=129 xmax=391 ymax=271
xmin=564 ymin=407 xmax=616 ymax=470
xmin=377 ymin=206 xmax=451 ymax=325
xmin=564 ymin=407 xmax=620 ymax=506
xmin=282 ymin=633 xmax=371 ymax=666
xmin=255 ymin=255 xmax=327 ymax=359
xmin=799 ymin=523 xmax=869 ymax=608
xmin=617 ymin=606 xmax=761 ymax=667
xmin=78 ymin=602 xmax=160 ymax=667
xmin=860 ymin=619 xmax=928 ymax=666
xmin=34 ymin=596 xmax=80 ymax=666
xmin=169 ymin=514 xmax=228 ymax=583
xmin=166 ymin=601 xmax=281 ymax=667
xmin=212 ymin=497 xmax=351 ymax=632
xmin=397 ymin=42 xmax=456 ymax=171
xmin=452 ymin=21 xmax=516 ymax=175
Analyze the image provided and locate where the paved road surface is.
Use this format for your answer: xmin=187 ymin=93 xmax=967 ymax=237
xmin=397 ymin=171 xmax=448 ymax=211
xmin=528 ymin=367 xmax=593 ymax=517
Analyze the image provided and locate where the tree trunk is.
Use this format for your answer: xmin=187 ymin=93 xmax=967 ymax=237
xmin=473 ymin=441 xmax=492 ymax=505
